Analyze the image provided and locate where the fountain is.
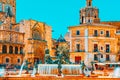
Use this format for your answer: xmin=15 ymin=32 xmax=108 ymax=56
xmin=16 ymin=47 xmax=91 ymax=77
xmin=31 ymin=61 xmax=38 ymax=77
xmin=18 ymin=59 xmax=31 ymax=77
xmin=38 ymin=48 xmax=88 ymax=77
xmin=18 ymin=60 xmax=26 ymax=76
xmin=112 ymin=67 xmax=120 ymax=78
xmin=83 ymin=67 xmax=91 ymax=77
xmin=0 ymin=67 xmax=5 ymax=77
xmin=38 ymin=64 xmax=82 ymax=76
xmin=31 ymin=67 xmax=36 ymax=77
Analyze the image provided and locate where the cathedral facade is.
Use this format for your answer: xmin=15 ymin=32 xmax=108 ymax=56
xmin=0 ymin=0 xmax=52 ymax=67
xmin=65 ymin=0 xmax=120 ymax=66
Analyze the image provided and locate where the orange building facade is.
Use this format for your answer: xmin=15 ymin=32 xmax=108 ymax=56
xmin=65 ymin=0 xmax=120 ymax=66
xmin=0 ymin=0 xmax=52 ymax=66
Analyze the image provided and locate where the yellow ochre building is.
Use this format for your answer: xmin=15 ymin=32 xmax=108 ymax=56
xmin=65 ymin=0 xmax=120 ymax=66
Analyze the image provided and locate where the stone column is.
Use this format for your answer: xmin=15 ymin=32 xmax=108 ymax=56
xmin=13 ymin=46 xmax=15 ymax=54
xmin=18 ymin=46 xmax=20 ymax=54
xmin=85 ymin=28 xmax=88 ymax=52
xmin=69 ymin=31 xmax=72 ymax=52
xmin=7 ymin=45 xmax=9 ymax=54
xmin=0 ymin=44 xmax=2 ymax=53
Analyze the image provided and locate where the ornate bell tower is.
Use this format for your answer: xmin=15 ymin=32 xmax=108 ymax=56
xmin=86 ymin=0 xmax=92 ymax=6
xmin=80 ymin=0 xmax=100 ymax=24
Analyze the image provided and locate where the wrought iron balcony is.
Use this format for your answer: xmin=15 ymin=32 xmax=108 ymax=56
xmin=93 ymin=34 xmax=98 ymax=37
xmin=93 ymin=49 xmax=98 ymax=52
xmin=75 ymin=50 xmax=85 ymax=52
xmin=106 ymin=34 xmax=110 ymax=37
xmin=106 ymin=50 xmax=110 ymax=53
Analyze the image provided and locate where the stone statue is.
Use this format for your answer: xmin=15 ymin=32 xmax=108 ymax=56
xmin=45 ymin=55 xmax=53 ymax=64
xmin=80 ymin=61 xmax=85 ymax=74
xmin=45 ymin=49 xmax=49 ymax=54
xmin=45 ymin=48 xmax=53 ymax=64
xmin=39 ymin=60 xmax=42 ymax=64
xmin=34 ymin=60 xmax=38 ymax=69
xmin=57 ymin=54 xmax=62 ymax=76
xmin=24 ymin=60 xmax=31 ymax=74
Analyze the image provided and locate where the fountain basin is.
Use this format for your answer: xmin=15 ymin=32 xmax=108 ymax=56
xmin=38 ymin=64 xmax=82 ymax=76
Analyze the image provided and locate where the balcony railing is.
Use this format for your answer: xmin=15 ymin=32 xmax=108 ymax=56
xmin=75 ymin=50 xmax=85 ymax=52
xmin=93 ymin=49 xmax=98 ymax=52
xmin=0 ymin=40 xmax=24 ymax=44
xmin=93 ymin=34 xmax=98 ymax=37
xmin=0 ymin=53 xmax=24 ymax=55
xmin=106 ymin=34 xmax=110 ymax=37
xmin=106 ymin=50 xmax=110 ymax=53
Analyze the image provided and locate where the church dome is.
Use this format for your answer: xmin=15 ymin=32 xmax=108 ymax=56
xmin=57 ymin=35 xmax=66 ymax=42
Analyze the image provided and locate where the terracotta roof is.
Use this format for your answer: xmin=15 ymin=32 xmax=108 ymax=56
xmin=69 ymin=23 xmax=118 ymax=29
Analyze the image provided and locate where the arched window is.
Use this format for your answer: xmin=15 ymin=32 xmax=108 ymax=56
xmin=32 ymin=30 xmax=41 ymax=40
xmin=2 ymin=45 xmax=7 ymax=53
xmin=9 ymin=46 xmax=13 ymax=54
xmin=17 ymin=58 xmax=20 ymax=63
xmin=89 ymin=2 xmax=91 ymax=6
xmin=95 ymin=15 xmax=97 ymax=18
xmin=88 ymin=19 xmax=90 ymax=23
xmin=76 ymin=30 xmax=80 ymax=35
xmin=6 ymin=58 xmax=9 ymax=63
xmin=20 ymin=47 xmax=23 ymax=54
xmin=15 ymin=47 xmax=18 ymax=54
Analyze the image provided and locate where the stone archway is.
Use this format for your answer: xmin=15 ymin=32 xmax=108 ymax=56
xmin=34 ymin=44 xmax=45 ymax=63
xmin=32 ymin=30 xmax=42 ymax=40
xmin=4 ymin=57 xmax=11 ymax=64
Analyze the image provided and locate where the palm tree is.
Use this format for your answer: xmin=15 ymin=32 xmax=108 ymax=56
xmin=56 ymin=45 xmax=69 ymax=76
xmin=56 ymin=45 xmax=70 ymax=64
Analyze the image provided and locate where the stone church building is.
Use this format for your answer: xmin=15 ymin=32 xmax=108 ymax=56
xmin=0 ymin=0 xmax=52 ymax=67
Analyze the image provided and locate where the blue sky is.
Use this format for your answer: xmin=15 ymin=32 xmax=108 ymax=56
xmin=16 ymin=0 xmax=120 ymax=39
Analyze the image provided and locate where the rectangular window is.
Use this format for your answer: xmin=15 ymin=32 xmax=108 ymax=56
xmin=76 ymin=44 xmax=80 ymax=52
xmin=106 ymin=55 xmax=110 ymax=61
xmin=94 ymin=44 xmax=98 ymax=52
xmin=100 ymin=31 xmax=104 ymax=34
xmin=106 ymin=44 xmax=110 ymax=53
xmin=101 ymin=47 xmax=103 ymax=50
xmin=106 ymin=31 xmax=110 ymax=37
xmin=94 ymin=30 xmax=98 ymax=36
xmin=94 ymin=54 xmax=98 ymax=60
xmin=76 ymin=30 xmax=80 ymax=35
xmin=101 ymin=54 xmax=103 ymax=58
xmin=18 ymin=59 xmax=20 ymax=63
